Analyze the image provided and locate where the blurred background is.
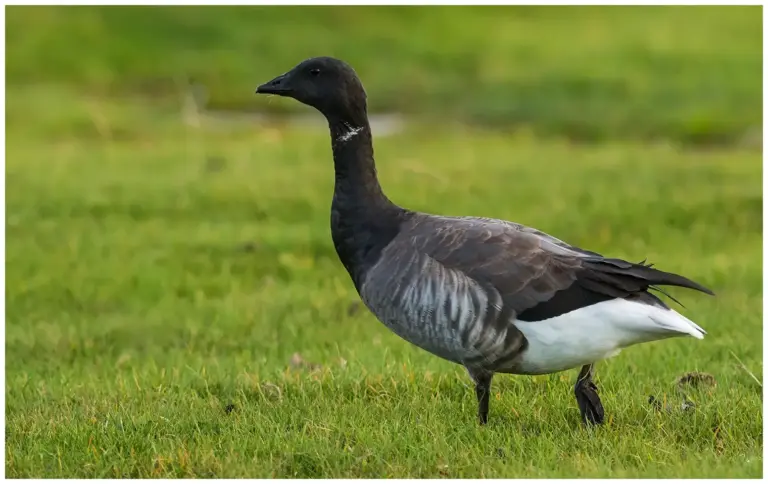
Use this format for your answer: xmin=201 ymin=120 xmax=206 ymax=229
xmin=5 ymin=6 xmax=763 ymax=478
xmin=6 ymin=5 xmax=762 ymax=144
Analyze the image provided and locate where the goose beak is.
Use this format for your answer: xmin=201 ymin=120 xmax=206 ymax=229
xmin=255 ymin=73 xmax=292 ymax=95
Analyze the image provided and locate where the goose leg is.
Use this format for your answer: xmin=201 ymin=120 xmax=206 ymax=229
xmin=574 ymin=363 xmax=604 ymax=425
xmin=467 ymin=367 xmax=494 ymax=425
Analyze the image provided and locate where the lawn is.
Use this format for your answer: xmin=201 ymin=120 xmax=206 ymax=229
xmin=5 ymin=4 xmax=763 ymax=479
xmin=5 ymin=88 xmax=762 ymax=477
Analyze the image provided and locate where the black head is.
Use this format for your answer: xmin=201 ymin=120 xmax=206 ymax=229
xmin=255 ymin=57 xmax=367 ymax=120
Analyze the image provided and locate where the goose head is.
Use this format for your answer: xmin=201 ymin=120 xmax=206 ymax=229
xmin=256 ymin=56 xmax=367 ymax=120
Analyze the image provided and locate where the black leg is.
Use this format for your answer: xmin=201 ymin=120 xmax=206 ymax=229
xmin=467 ymin=367 xmax=494 ymax=425
xmin=574 ymin=363 xmax=604 ymax=426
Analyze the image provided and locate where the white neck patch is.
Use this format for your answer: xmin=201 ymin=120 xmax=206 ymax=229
xmin=337 ymin=123 xmax=365 ymax=143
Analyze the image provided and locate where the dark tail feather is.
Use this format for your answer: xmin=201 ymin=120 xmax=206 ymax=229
xmin=585 ymin=258 xmax=716 ymax=296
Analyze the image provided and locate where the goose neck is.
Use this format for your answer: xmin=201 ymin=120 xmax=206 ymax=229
xmin=328 ymin=116 xmax=390 ymax=210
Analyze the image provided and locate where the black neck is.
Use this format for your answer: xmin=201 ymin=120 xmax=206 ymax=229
xmin=327 ymin=112 xmax=400 ymax=214
xmin=325 ymin=112 xmax=406 ymax=289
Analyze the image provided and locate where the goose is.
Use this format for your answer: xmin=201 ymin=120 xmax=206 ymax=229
xmin=255 ymin=57 xmax=714 ymax=425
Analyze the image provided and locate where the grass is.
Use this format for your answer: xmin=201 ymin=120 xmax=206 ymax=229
xmin=5 ymin=5 xmax=762 ymax=144
xmin=5 ymin=84 xmax=762 ymax=477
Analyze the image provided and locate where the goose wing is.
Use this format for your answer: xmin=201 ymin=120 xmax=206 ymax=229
xmin=402 ymin=215 xmax=713 ymax=322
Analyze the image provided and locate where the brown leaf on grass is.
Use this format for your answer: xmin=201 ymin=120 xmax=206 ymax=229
xmin=676 ymin=371 xmax=717 ymax=389
xmin=289 ymin=352 xmax=304 ymax=368
xmin=289 ymin=352 xmax=322 ymax=371
xmin=261 ymin=382 xmax=282 ymax=401
xmin=715 ymin=438 xmax=726 ymax=455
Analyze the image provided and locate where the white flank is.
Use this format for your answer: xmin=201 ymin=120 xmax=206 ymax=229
xmin=513 ymin=298 xmax=706 ymax=375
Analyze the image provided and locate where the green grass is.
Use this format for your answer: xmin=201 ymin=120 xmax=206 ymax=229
xmin=5 ymin=86 xmax=762 ymax=477
xmin=6 ymin=5 xmax=762 ymax=144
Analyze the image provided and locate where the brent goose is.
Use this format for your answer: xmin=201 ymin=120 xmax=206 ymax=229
xmin=255 ymin=57 xmax=714 ymax=425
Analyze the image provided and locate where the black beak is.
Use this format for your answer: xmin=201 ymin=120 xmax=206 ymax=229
xmin=255 ymin=73 xmax=291 ymax=95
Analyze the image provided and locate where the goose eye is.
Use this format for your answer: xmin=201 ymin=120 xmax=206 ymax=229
xmin=309 ymin=68 xmax=321 ymax=76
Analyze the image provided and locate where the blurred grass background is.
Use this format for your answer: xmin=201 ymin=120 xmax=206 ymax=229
xmin=5 ymin=5 xmax=763 ymax=478
xmin=6 ymin=5 xmax=762 ymax=144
